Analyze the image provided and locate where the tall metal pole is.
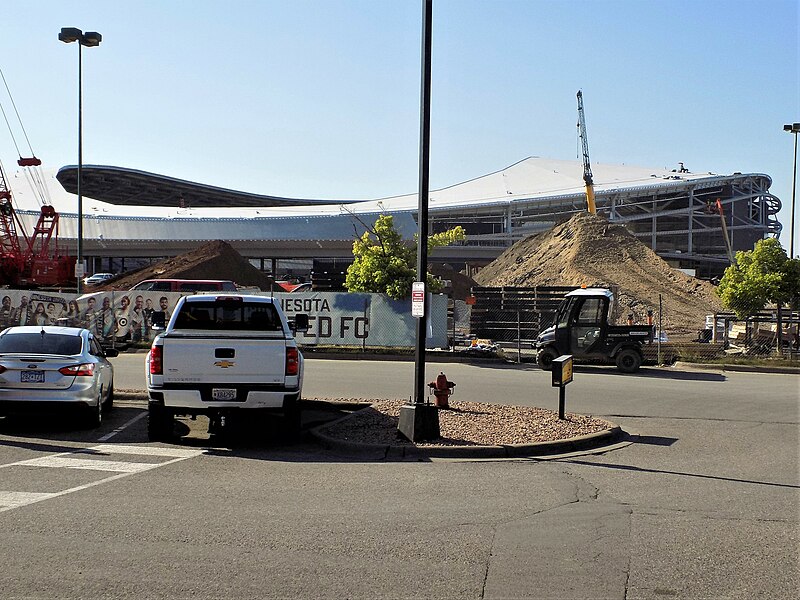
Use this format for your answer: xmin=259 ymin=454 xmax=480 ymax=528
xmin=784 ymin=123 xmax=799 ymax=258
xmin=77 ymin=42 xmax=83 ymax=294
xmin=790 ymin=130 xmax=797 ymax=258
xmin=413 ymin=0 xmax=433 ymax=405
xmin=61 ymin=28 xmax=101 ymax=291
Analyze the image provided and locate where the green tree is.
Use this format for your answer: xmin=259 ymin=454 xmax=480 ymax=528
xmin=345 ymin=214 xmax=466 ymax=299
xmin=716 ymin=238 xmax=800 ymax=318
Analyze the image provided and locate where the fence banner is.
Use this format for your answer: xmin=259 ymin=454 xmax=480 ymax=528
xmin=278 ymin=291 xmax=449 ymax=348
xmin=0 ymin=289 xmax=449 ymax=349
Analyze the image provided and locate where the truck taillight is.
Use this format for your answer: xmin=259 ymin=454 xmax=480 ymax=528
xmin=149 ymin=345 xmax=163 ymax=375
xmin=285 ymin=347 xmax=299 ymax=376
xmin=59 ymin=363 xmax=94 ymax=376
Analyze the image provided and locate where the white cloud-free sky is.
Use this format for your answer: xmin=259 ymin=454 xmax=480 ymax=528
xmin=2 ymin=0 xmax=798 ymax=253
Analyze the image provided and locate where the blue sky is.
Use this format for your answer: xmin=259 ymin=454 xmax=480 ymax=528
xmin=2 ymin=0 xmax=798 ymax=253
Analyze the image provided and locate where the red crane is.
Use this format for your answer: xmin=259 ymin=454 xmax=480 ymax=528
xmin=1 ymin=69 xmax=74 ymax=287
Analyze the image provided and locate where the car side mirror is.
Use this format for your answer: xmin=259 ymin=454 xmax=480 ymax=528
xmin=104 ymin=348 xmax=119 ymax=358
xmin=292 ymin=313 xmax=309 ymax=332
xmin=151 ymin=311 xmax=167 ymax=330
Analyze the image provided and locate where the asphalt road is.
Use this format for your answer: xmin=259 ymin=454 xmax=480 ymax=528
xmin=0 ymin=355 xmax=797 ymax=599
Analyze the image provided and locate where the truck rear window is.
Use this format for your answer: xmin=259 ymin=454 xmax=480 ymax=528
xmin=173 ymin=301 xmax=282 ymax=331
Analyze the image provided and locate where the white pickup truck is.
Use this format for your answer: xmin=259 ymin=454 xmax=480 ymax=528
xmin=145 ymin=294 xmax=308 ymax=441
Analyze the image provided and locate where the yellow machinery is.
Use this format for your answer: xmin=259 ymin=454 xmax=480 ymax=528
xmin=576 ymin=90 xmax=597 ymax=214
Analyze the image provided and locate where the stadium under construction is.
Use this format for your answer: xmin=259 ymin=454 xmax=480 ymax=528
xmin=7 ymin=156 xmax=782 ymax=281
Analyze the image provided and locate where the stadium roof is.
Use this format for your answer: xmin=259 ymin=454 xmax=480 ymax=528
xmin=50 ymin=157 xmax=744 ymax=213
xmin=55 ymin=164 xmax=361 ymax=208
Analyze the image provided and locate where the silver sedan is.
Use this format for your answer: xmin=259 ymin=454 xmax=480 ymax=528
xmin=0 ymin=326 xmax=118 ymax=427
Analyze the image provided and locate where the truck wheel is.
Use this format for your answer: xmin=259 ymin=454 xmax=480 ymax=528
xmin=615 ymin=348 xmax=643 ymax=373
xmin=148 ymin=405 xmax=173 ymax=441
xmin=537 ymin=347 xmax=559 ymax=371
xmin=284 ymin=403 xmax=302 ymax=439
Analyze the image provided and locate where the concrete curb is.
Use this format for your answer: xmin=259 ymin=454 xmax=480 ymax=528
xmin=301 ymin=350 xmax=503 ymax=363
xmin=309 ymin=415 xmax=624 ymax=460
xmin=115 ymin=391 xmax=624 ymax=458
xmin=674 ymin=361 xmax=800 ymax=375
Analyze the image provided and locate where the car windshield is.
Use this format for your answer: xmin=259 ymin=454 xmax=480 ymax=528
xmin=0 ymin=332 xmax=82 ymax=355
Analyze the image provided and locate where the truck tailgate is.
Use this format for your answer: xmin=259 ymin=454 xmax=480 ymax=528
xmin=161 ymin=335 xmax=287 ymax=385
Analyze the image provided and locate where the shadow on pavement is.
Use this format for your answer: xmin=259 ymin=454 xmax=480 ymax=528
xmin=631 ymin=434 xmax=678 ymax=446
xmin=564 ymin=458 xmax=800 ymax=490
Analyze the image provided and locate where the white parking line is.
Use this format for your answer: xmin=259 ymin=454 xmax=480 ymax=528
xmin=0 ymin=445 xmax=203 ymax=513
xmin=17 ymin=456 xmax=157 ymax=473
xmin=0 ymin=491 xmax=58 ymax=509
xmin=96 ymin=412 xmax=148 ymax=442
xmin=87 ymin=444 xmax=201 ymax=458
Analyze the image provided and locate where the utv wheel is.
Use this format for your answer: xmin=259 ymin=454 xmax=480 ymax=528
xmin=615 ymin=348 xmax=643 ymax=373
xmin=148 ymin=405 xmax=173 ymax=441
xmin=536 ymin=347 xmax=559 ymax=371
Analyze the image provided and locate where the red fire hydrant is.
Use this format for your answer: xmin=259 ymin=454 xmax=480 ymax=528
xmin=428 ymin=372 xmax=456 ymax=408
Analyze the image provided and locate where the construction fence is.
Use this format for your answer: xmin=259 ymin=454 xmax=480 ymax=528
xmin=2 ymin=286 xmax=796 ymax=363
xmin=457 ymin=286 xmax=800 ymax=364
xmin=0 ymin=289 xmax=450 ymax=350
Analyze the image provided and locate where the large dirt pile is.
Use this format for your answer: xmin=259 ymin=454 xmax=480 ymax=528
xmin=97 ymin=240 xmax=276 ymax=292
xmin=473 ymin=212 xmax=723 ymax=337
xmin=430 ymin=263 xmax=479 ymax=301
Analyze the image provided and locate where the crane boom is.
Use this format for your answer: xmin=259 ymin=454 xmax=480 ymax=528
xmin=576 ymin=90 xmax=597 ymax=214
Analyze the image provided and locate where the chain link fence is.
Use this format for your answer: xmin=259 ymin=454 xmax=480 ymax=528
xmin=457 ymin=287 xmax=799 ymax=365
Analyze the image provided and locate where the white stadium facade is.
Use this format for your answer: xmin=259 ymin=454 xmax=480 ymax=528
xmin=9 ymin=156 xmax=782 ymax=280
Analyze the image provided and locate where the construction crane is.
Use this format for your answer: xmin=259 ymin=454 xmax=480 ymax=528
xmin=576 ymin=90 xmax=597 ymax=214
xmin=1 ymin=69 xmax=74 ymax=287
xmin=715 ymin=198 xmax=735 ymax=264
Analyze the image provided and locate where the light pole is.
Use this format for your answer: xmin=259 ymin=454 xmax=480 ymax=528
xmin=784 ymin=122 xmax=799 ymax=258
xmin=59 ymin=27 xmax=102 ymax=293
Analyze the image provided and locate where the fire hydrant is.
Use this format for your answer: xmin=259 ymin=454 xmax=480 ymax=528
xmin=428 ymin=372 xmax=456 ymax=408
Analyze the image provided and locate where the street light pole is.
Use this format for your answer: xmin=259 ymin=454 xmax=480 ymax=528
xmin=784 ymin=122 xmax=799 ymax=258
xmin=397 ymin=0 xmax=439 ymax=443
xmin=59 ymin=27 xmax=102 ymax=294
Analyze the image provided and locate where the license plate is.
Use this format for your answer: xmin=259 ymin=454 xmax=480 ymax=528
xmin=212 ymin=388 xmax=237 ymax=401
xmin=21 ymin=370 xmax=45 ymax=383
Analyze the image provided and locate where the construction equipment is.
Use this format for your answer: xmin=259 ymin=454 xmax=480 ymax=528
xmin=1 ymin=69 xmax=74 ymax=287
xmin=715 ymin=199 xmax=735 ymax=264
xmin=0 ymin=161 xmax=73 ymax=287
xmin=576 ymin=90 xmax=597 ymax=214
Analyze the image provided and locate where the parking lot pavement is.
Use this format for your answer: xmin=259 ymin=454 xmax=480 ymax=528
xmin=0 ymin=359 xmax=797 ymax=598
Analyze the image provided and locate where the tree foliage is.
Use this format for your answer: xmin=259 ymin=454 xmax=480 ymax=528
xmin=716 ymin=238 xmax=800 ymax=318
xmin=345 ymin=214 xmax=466 ymax=299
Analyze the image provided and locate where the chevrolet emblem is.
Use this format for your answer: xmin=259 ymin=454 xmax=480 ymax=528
xmin=214 ymin=360 xmax=235 ymax=368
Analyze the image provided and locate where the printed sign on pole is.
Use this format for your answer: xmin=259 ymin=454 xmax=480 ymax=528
xmin=411 ymin=281 xmax=425 ymax=318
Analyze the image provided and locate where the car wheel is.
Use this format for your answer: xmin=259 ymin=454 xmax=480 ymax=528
xmin=536 ymin=347 xmax=559 ymax=371
xmin=102 ymin=382 xmax=114 ymax=412
xmin=147 ymin=404 xmax=173 ymax=442
xmin=615 ymin=348 xmax=643 ymax=373
xmin=83 ymin=392 xmax=103 ymax=429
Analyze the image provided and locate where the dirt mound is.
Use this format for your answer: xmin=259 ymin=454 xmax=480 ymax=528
xmin=97 ymin=240 xmax=275 ymax=292
xmin=430 ymin=263 xmax=479 ymax=301
xmin=473 ymin=212 xmax=723 ymax=337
